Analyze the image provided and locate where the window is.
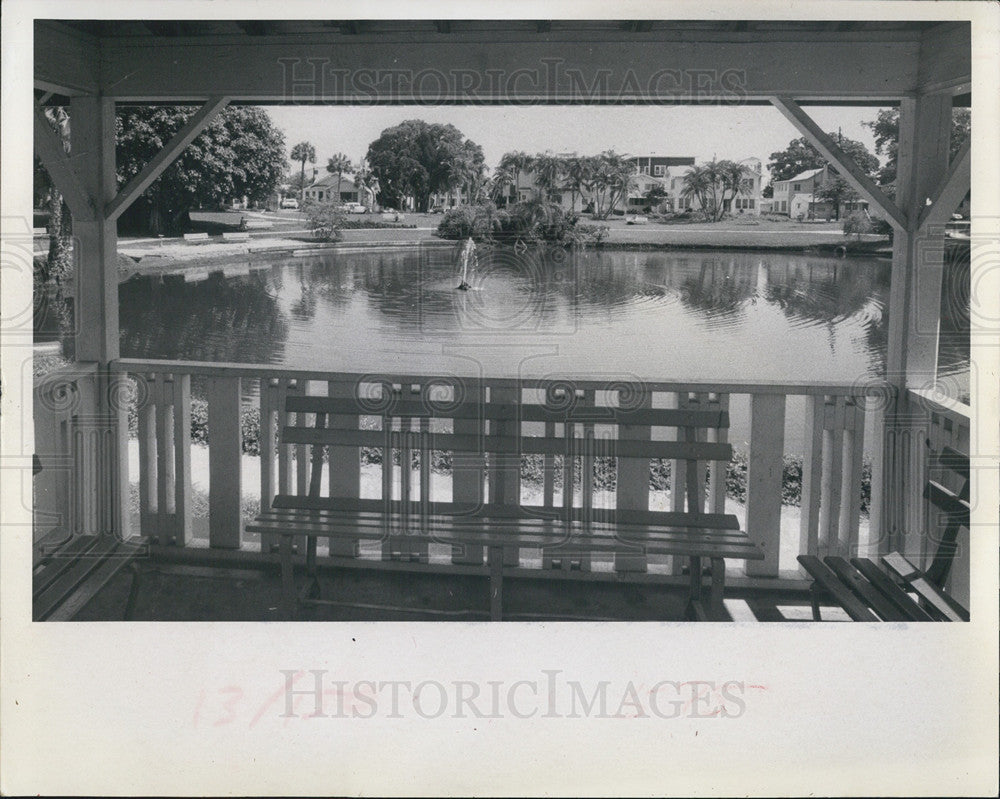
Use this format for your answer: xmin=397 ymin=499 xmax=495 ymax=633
xmin=653 ymin=165 xmax=665 ymax=176
xmin=793 ymin=183 xmax=801 ymax=192
xmin=640 ymin=166 xmax=650 ymax=175
xmin=748 ymin=199 xmax=755 ymax=209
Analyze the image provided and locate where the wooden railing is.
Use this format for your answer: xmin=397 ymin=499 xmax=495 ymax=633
xmin=888 ymin=387 xmax=972 ymax=607
xmin=33 ymin=362 xmax=127 ymax=539
xmin=39 ymin=358 xmax=893 ymax=586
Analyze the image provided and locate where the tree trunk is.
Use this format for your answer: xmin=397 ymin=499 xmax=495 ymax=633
xmin=300 ymin=161 xmax=306 ymax=201
xmin=46 ymin=192 xmax=72 ymax=283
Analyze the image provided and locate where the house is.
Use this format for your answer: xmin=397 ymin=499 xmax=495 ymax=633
xmin=771 ymin=164 xmax=869 ymax=219
xmin=498 ymin=153 xmax=698 ymax=214
xmin=430 ymin=186 xmax=473 ymax=211
xmin=303 ymin=174 xmax=376 ymax=207
xmin=665 ymin=157 xmax=765 ymax=215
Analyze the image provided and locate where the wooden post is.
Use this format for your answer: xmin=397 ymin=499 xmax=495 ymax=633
xmin=70 ymin=96 xmax=118 ymax=365
xmin=327 ymin=379 xmax=360 ymax=557
xmin=207 ymin=376 xmax=242 ymax=549
xmin=489 ymin=386 xmax=520 ymax=567
xmin=881 ymin=94 xmax=953 ymax=552
xmin=452 ymin=382 xmax=484 ymax=565
xmin=745 ymin=393 xmax=786 ymax=577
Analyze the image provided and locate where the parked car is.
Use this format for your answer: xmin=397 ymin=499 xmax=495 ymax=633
xmin=279 ymin=198 xmax=299 ymax=210
xmin=342 ymin=202 xmax=368 ymax=214
xmin=625 ymin=214 xmax=649 ymax=225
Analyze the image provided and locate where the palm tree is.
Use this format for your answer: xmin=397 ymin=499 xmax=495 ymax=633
xmin=496 ymin=151 xmax=535 ymax=205
xmin=290 ymin=141 xmax=316 ymax=202
xmin=326 ymin=152 xmax=353 ymax=204
xmin=589 ymin=151 xmax=633 ymax=219
xmin=681 ymin=162 xmax=725 ymax=220
xmin=718 ymin=160 xmax=754 ymax=220
xmin=533 ymin=153 xmax=564 ymax=202
xmin=353 ymin=161 xmax=373 ymax=209
xmin=564 ymin=156 xmax=593 ymax=213
xmin=489 ymin=164 xmax=516 ymax=203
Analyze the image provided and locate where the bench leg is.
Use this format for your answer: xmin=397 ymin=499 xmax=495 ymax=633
xmin=809 ymin=582 xmax=825 ymax=621
xmin=279 ymin=536 xmax=297 ymax=621
xmin=124 ymin=561 xmax=143 ymax=621
xmin=709 ymin=557 xmax=726 ymax=617
xmin=488 ymin=545 xmax=503 ymax=621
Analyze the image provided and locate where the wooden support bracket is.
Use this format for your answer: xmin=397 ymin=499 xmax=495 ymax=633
xmin=917 ymin=136 xmax=970 ymax=235
xmin=33 ymin=103 xmax=96 ymax=221
xmin=105 ymin=96 xmax=230 ymax=222
xmin=770 ymin=96 xmax=908 ymax=231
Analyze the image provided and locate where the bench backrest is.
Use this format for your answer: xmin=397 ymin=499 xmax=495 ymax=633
xmin=922 ymin=444 xmax=970 ymax=588
xmin=276 ymin=381 xmax=733 ymax=531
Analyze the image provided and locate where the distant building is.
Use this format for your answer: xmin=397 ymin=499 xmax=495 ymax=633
xmin=625 ymin=155 xmax=696 ymax=213
xmin=303 ymin=174 xmax=376 ymax=207
xmin=429 ymin=186 xmax=473 ymax=211
xmin=771 ymin=164 xmax=868 ymax=219
xmin=664 ymin=157 xmax=764 ymax=215
xmin=497 ymin=153 xmax=698 ymax=215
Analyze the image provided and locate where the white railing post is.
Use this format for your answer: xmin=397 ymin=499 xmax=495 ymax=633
xmin=207 ymin=376 xmax=242 ymax=549
xmin=745 ymin=393 xmax=786 ymax=577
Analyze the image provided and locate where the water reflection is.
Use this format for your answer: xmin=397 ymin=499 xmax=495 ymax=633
xmin=37 ymin=245 xmax=969 ymax=390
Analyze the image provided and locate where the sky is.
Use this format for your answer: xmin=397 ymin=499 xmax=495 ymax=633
xmin=266 ymin=104 xmax=889 ymax=181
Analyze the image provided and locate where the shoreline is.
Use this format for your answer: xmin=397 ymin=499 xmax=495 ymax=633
xmin=105 ymin=231 xmax=894 ymax=280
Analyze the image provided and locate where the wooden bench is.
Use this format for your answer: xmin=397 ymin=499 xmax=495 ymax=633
xmin=221 ymin=231 xmax=251 ymax=242
xmin=33 ymin=530 xmax=147 ymax=621
xmin=798 ymin=445 xmax=970 ymax=622
xmin=182 ymin=232 xmax=210 ymax=244
xmin=248 ymin=383 xmax=763 ymax=621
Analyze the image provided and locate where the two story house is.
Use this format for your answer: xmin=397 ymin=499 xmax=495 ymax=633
xmin=771 ymin=164 xmax=868 ymax=219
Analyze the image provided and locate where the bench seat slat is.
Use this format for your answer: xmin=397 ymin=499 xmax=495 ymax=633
xmin=248 ymin=514 xmax=761 ymax=561
xmin=797 ymin=556 xmax=879 ymax=621
xmin=254 ymin=507 xmax=749 ymax=539
xmin=280 ymin=426 xmax=733 ymax=461
xmin=848 ymin=558 xmax=934 ymax=622
xmin=268 ymin=495 xmax=742 ymax=530
xmin=33 ymin=534 xmax=103 ymax=595
xmin=881 ymin=553 xmax=969 ymax=622
xmin=250 ymin=514 xmax=756 ymax=550
xmin=823 ymin=557 xmax=913 ymax=622
xmin=34 ymin=537 xmax=137 ymax=621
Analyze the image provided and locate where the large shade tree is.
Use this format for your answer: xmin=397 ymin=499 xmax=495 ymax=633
xmin=366 ymin=120 xmax=485 ymax=211
xmin=33 ymin=107 xmax=73 ymax=282
xmin=116 ymin=105 xmax=287 ymax=235
xmin=864 ymin=107 xmax=971 ymax=199
xmin=767 ymin=134 xmax=879 ymax=183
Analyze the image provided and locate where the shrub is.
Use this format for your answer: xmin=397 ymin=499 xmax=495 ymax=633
xmin=436 ymin=202 xmax=509 ymax=241
xmin=868 ymin=216 xmax=894 ymax=243
xmin=842 ymin=211 xmax=874 ymax=241
xmin=302 ymin=199 xmax=345 ymax=242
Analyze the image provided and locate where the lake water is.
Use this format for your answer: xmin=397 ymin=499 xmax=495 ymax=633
xmin=111 ymin=244 xmax=968 ymax=389
xmin=37 ymin=243 xmax=969 ymax=452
